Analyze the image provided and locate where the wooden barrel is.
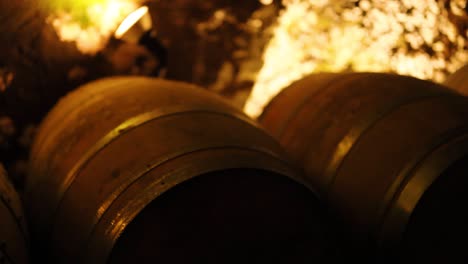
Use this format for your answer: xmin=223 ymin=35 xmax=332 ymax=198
xmin=26 ymin=77 xmax=338 ymax=263
xmin=0 ymin=164 xmax=29 ymax=264
xmin=444 ymin=64 xmax=468 ymax=95
xmin=259 ymin=72 xmax=468 ymax=262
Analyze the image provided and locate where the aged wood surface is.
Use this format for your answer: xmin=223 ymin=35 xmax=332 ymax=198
xmin=0 ymin=0 xmax=277 ymax=187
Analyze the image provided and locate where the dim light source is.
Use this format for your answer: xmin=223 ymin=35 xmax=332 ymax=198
xmin=113 ymin=4 xmax=167 ymax=77
xmin=114 ymin=5 xmax=152 ymax=43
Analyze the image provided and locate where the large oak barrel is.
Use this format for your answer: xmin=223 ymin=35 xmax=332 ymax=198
xmin=0 ymin=164 xmax=28 ymax=264
xmin=444 ymin=64 xmax=468 ymax=95
xmin=26 ymin=77 xmax=337 ymax=263
xmin=259 ymin=72 xmax=468 ymax=262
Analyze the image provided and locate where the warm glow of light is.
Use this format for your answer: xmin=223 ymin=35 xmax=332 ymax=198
xmin=260 ymin=0 xmax=274 ymax=5
xmin=47 ymin=0 xmax=141 ymax=54
xmin=244 ymin=0 xmax=468 ymax=118
xmin=115 ymin=6 xmax=149 ymax=39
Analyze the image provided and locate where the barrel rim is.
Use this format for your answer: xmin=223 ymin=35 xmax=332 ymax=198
xmin=377 ymin=127 xmax=468 ymax=254
xmin=39 ymin=105 xmax=278 ymax=237
xmin=79 ymin=147 xmax=303 ymax=263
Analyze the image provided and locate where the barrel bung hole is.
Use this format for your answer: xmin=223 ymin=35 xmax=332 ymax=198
xmin=109 ymin=169 xmax=335 ymax=264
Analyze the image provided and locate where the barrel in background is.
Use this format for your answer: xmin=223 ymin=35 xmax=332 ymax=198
xmin=26 ymin=77 xmax=339 ymax=263
xmin=259 ymin=72 xmax=468 ymax=262
xmin=0 ymin=164 xmax=29 ymax=264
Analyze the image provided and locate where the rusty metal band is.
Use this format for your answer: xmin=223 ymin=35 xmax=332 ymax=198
xmin=376 ymin=127 xmax=468 ymax=252
xmin=323 ymin=93 xmax=458 ymax=196
xmin=81 ymin=146 xmax=296 ymax=263
xmin=48 ymin=105 xmax=282 ymax=240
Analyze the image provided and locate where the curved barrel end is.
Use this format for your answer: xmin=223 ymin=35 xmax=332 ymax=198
xmin=108 ymin=168 xmax=341 ymax=264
